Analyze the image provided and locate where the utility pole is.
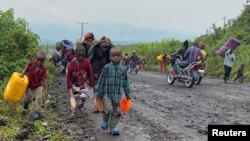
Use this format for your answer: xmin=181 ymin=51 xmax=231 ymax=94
xmin=46 ymin=41 xmax=49 ymax=53
xmin=76 ymin=22 xmax=89 ymax=38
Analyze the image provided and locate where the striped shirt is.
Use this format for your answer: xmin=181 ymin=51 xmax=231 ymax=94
xmin=96 ymin=62 xmax=130 ymax=103
xmin=184 ymin=46 xmax=203 ymax=65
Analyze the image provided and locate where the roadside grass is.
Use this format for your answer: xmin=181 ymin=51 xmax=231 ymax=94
xmin=0 ymin=98 xmax=70 ymax=140
xmin=121 ymin=40 xmax=250 ymax=82
xmin=0 ymin=60 xmax=71 ymax=140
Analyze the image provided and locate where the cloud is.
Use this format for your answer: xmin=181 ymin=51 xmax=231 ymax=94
xmin=0 ymin=0 xmax=246 ymax=35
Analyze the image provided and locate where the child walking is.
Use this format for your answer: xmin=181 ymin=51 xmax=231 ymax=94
xmin=21 ymin=51 xmax=48 ymax=116
xmin=96 ymin=47 xmax=131 ymax=136
xmin=234 ymin=63 xmax=245 ymax=83
xmin=67 ymin=46 xmax=94 ymax=117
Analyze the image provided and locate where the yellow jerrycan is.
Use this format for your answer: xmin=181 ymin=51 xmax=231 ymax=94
xmin=156 ymin=55 xmax=163 ymax=62
xmin=4 ymin=72 xmax=29 ymax=103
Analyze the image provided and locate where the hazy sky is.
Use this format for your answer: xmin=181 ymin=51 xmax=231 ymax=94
xmin=0 ymin=0 xmax=247 ymax=35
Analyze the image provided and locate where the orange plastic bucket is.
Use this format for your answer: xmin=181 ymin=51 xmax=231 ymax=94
xmin=120 ymin=98 xmax=132 ymax=113
xmin=94 ymin=96 xmax=104 ymax=112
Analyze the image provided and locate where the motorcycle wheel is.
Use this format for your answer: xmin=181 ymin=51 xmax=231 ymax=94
xmin=184 ymin=71 xmax=194 ymax=88
xmin=167 ymin=73 xmax=175 ymax=85
xmin=193 ymin=71 xmax=202 ymax=85
xmin=136 ymin=69 xmax=138 ymax=74
xmin=195 ymin=74 xmax=202 ymax=85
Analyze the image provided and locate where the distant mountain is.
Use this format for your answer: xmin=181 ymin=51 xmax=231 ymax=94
xmin=29 ymin=23 xmax=193 ymax=45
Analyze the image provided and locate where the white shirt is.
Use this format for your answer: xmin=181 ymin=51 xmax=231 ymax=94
xmin=224 ymin=49 xmax=235 ymax=67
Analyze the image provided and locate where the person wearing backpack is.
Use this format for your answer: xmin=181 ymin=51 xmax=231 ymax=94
xmin=88 ymin=36 xmax=114 ymax=113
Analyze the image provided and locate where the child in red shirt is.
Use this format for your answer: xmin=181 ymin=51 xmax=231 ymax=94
xmin=67 ymin=48 xmax=75 ymax=62
xmin=21 ymin=51 xmax=48 ymax=113
xmin=67 ymin=46 xmax=94 ymax=116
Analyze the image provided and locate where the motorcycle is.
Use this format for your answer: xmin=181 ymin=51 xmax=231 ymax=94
xmin=128 ymin=62 xmax=140 ymax=74
xmin=167 ymin=56 xmax=195 ymax=88
xmin=192 ymin=63 xmax=205 ymax=85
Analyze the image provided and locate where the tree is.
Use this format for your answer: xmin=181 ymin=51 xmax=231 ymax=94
xmin=0 ymin=9 xmax=40 ymax=79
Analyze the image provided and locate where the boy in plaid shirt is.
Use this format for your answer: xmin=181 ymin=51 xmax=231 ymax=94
xmin=96 ymin=47 xmax=131 ymax=136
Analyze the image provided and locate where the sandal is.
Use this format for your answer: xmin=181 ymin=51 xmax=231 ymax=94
xmin=110 ymin=127 xmax=119 ymax=136
xmin=92 ymin=109 xmax=99 ymax=113
xmin=101 ymin=121 xmax=108 ymax=130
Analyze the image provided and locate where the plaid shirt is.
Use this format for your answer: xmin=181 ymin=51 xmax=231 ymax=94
xmin=96 ymin=62 xmax=130 ymax=103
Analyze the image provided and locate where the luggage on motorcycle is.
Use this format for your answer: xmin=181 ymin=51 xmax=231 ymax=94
xmin=156 ymin=55 xmax=163 ymax=62
xmin=217 ymin=37 xmax=240 ymax=57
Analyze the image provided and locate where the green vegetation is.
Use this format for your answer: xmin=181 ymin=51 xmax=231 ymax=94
xmin=0 ymin=9 xmax=58 ymax=140
xmin=0 ymin=4 xmax=250 ymax=140
xmin=195 ymin=4 xmax=250 ymax=80
xmin=121 ymin=39 xmax=182 ymax=71
xmin=122 ymin=4 xmax=250 ymax=81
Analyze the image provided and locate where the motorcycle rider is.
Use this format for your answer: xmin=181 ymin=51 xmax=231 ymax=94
xmin=172 ymin=40 xmax=189 ymax=60
xmin=198 ymin=43 xmax=207 ymax=63
xmin=130 ymin=51 xmax=139 ymax=67
xmin=122 ymin=53 xmax=130 ymax=72
xmin=122 ymin=53 xmax=130 ymax=67
xmin=170 ymin=40 xmax=188 ymax=75
xmin=174 ymin=42 xmax=203 ymax=76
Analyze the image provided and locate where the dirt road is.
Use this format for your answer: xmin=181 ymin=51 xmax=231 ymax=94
xmin=48 ymin=71 xmax=250 ymax=141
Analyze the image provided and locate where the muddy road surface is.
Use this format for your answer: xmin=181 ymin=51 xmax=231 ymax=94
xmin=48 ymin=71 xmax=250 ymax=141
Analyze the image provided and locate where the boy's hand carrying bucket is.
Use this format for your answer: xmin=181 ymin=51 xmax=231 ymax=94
xmin=120 ymin=98 xmax=132 ymax=113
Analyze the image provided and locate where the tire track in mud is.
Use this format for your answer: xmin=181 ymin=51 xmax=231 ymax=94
xmin=121 ymin=109 xmax=182 ymax=141
xmin=128 ymin=84 xmax=202 ymax=141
